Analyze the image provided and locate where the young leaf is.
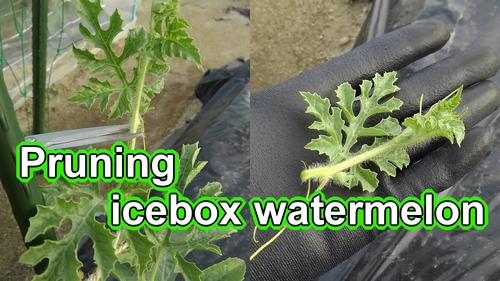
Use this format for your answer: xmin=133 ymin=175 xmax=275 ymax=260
xmin=195 ymin=182 xmax=223 ymax=200
xmin=301 ymin=71 xmax=466 ymax=192
xmin=171 ymin=142 xmax=207 ymax=194
xmin=147 ymin=0 xmax=203 ymax=69
xmin=301 ymin=72 xmax=404 ymax=191
xmin=401 ymin=85 xmax=467 ymax=146
xmin=69 ymin=0 xmax=147 ymax=119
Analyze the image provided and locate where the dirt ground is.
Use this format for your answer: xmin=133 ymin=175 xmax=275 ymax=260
xmin=0 ymin=0 xmax=371 ymax=280
xmin=251 ymin=0 xmax=371 ymax=92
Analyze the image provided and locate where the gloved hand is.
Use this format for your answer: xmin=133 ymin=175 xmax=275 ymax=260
xmin=249 ymin=20 xmax=500 ymax=281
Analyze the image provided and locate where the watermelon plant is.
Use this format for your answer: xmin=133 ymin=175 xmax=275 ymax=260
xmin=300 ymin=71 xmax=466 ymax=192
xmin=251 ymin=71 xmax=466 ymax=260
xmin=15 ymin=0 xmax=246 ymax=280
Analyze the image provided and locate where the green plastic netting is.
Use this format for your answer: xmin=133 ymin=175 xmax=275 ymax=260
xmin=0 ymin=0 xmax=137 ymax=132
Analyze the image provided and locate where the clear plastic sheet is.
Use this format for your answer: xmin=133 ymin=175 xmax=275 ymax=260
xmin=320 ymin=0 xmax=500 ymax=280
xmin=0 ymin=0 xmax=137 ymax=109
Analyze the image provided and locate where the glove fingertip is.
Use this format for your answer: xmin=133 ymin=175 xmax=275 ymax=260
xmin=411 ymin=19 xmax=451 ymax=46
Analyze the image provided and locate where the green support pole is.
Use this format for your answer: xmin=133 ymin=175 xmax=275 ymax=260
xmin=32 ymin=0 xmax=49 ymax=134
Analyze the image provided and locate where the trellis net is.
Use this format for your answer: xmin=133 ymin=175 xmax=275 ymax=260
xmin=0 ymin=0 xmax=137 ymax=132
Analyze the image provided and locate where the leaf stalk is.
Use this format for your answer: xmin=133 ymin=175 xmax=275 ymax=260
xmin=301 ymin=140 xmax=393 ymax=190
xmin=301 ymin=128 xmax=442 ymax=191
xmin=129 ymin=56 xmax=150 ymax=150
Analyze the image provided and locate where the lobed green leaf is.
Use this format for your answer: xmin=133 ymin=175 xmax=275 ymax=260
xmin=195 ymin=182 xmax=223 ymax=200
xmin=302 ymin=72 xmax=405 ymax=191
xmin=40 ymin=180 xmax=99 ymax=206
xmin=171 ymin=143 xmax=207 ymax=194
xmin=68 ymin=77 xmax=131 ymax=118
xmin=20 ymin=197 xmax=116 ymax=281
xmin=300 ymin=91 xmax=344 ymax=144
xmin=70 ymin=0 xmax=149 ymax=119
xmin=302 ymin=71 xmax=465 ymax=192
xmin=147 ymin=15 xmax=203 ymax=69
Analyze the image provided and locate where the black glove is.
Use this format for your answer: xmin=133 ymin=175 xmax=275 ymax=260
xmin=249 ymin=20 xmax=500 ymax=281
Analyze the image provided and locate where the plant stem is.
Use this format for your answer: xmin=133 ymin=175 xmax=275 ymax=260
xmin=129 ymin=56 xmax=150 ymax=150
xmin=32 ymin=0 xmax=49 ymax=134
xmin=148 ymin=228 xmax=172 ymax=281
xmin=301 ymin=141 xmax=393 ymax=184
xmin=129 ymin=0 xmax=157 ymax=151
xmin=301 ymin=128 xmax=433 ymax=191
xmin=148 ymin=247 xmax=163 ymax=281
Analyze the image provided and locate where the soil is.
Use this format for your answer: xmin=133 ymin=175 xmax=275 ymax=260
xmin=0 ymin=0 xmax=372 ymax=279
xmin=251 ymin=0 xmax=372 ymax=92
